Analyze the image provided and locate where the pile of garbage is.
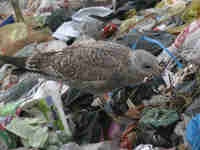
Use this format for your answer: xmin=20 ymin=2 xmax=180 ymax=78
xmin=1 ymin=0 xmax=200 ymax=150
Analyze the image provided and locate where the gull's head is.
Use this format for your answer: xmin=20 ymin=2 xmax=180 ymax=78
xmin=130 ymin=49 xmax=163 ymax=77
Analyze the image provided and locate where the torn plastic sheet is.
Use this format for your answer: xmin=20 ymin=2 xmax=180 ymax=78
xmin=161 ymin=69 xmax=176 ymax=88
xmin=52 ymin=21 xmax=80 ymax=41
xmin=72 ymin=7 xmax=113 ymax=23
xmin=5 ymin=117 xmax=48 ymax=148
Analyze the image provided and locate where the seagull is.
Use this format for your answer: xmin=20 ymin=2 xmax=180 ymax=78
xmin=0 ymin=40 xmax=162 ymax=136
xmin=0 ymin=40 xmax=162 ymax=94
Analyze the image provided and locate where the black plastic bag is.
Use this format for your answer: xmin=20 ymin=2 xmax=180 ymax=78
xmin=71 ymin=111 xmax=112 ymax=144
xmin=136 ymin=108 xmax=181 ymax=148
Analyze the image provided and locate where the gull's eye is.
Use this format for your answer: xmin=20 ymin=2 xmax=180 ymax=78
xmin=143 ymin=65 xmax=152 ymax=69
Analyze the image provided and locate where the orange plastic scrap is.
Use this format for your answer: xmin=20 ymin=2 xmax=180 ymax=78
xmin=122 ymin=123 xmax=138 ymax=138
xmin=136 ymin=104 xmax=145 ymax=111
xmin=120 ymin=123 xmax=138 ymax=150
xmin=120 ymin=136 xmax=133 ymax=150
xmin=0 ymin=14 xmax=9 ymax=18
xmin=104 ymin=93 xmax=109 ymax=101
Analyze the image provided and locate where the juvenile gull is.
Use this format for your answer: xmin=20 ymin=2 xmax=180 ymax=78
xmin=0 ymin=40 xmax=162 ymax=136
xmin=0 ymin=40 xmax=162 ymax=95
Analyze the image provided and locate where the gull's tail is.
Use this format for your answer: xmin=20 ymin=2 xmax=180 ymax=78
xmin=0 ymin=55 xmax=27 ymax=69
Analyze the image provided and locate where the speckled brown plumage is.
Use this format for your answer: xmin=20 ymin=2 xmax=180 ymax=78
xmin=0 ymin=40 xmax=162 ymax=94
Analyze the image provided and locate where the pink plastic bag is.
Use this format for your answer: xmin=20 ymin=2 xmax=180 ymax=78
xmin=174 ymin=19 xmax=200 ymax=49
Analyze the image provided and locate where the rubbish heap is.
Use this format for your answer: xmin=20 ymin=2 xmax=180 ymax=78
xmin=1 ymin=0 xmax=200 ymax=150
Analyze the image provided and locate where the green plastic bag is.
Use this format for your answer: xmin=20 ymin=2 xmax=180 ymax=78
xmin=139 ymin=107 xmax=179 ymax=128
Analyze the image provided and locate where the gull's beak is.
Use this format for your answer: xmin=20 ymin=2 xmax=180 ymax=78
xmin=153 ymin=64 xmax=163 ymax=77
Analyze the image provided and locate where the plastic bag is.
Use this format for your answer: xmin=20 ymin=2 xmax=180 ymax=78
xmin=71 ymin=111 xmax=106 ymax=145
xmin=158 ymin=19 xmax=200 ymax=64
xmin=52 ymin=21 xmax=80 ymax=41
xmin=21 ymin=80 xmax=71 ymax=136
xmin=5 ymin=117 xmax=48 ymax=148
xmin=182 ymin=0 xmax=200 ymax=23
xmin=0 ymin=23 xmax=53 ymax=56
xmin=174 ymin=19 xmax=200 ymax=49
xmin=0 ymin=15 xmax=15 ymax=27
xmin=185 ymin=96 xmax=200 ymax=117
xmin=119 ymin=15 xmax=156 ymax=34
xmin=61 ymin=87 xmax=95 ymax=114
xmin=186 ymin=114 xmax=200 ymax=150
xmin=139 ymin=108 xmax=179 ymax=128
xmin=116 ymin=30 xmax=176 ymax=56
xmin=72 ymin=7 xmax=113 ymax=23
xmin=0 ymin=73 xmax=39 ymax=103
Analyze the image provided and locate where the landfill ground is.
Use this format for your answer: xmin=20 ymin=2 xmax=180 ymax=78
xmin=1 ymin=0 xmax=200 ymax=150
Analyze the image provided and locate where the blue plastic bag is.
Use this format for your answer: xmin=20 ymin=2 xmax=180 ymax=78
xmin=130 ymin=29 xmax=183 ymax=69
xmin=0 ymin=15 xmax=15 ymax=28
xmin=186 ymin=114 xmax=200 ymax=150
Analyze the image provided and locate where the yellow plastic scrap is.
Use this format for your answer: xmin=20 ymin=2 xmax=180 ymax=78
xmin=167 ymin=24 xmax=189 ymax=34
xmin=156 ymin=0 xmax=186 ymax=16
xmin=167 ymin=1 xmax=186 ymax=16
xmin=156 ymin=1 xmax=165 ymax=8
xmin=125 ymin=9 xmax=137 ymax=19
xmin=119 ymin=16 xmax=137 ymax=34
xmin=182 ymin=0 xmax=200 ymax=23
xmin=156 ymin=0 xmax=174 ymax=8
xmin=167 ymin=0 xmax=174 ymax=5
